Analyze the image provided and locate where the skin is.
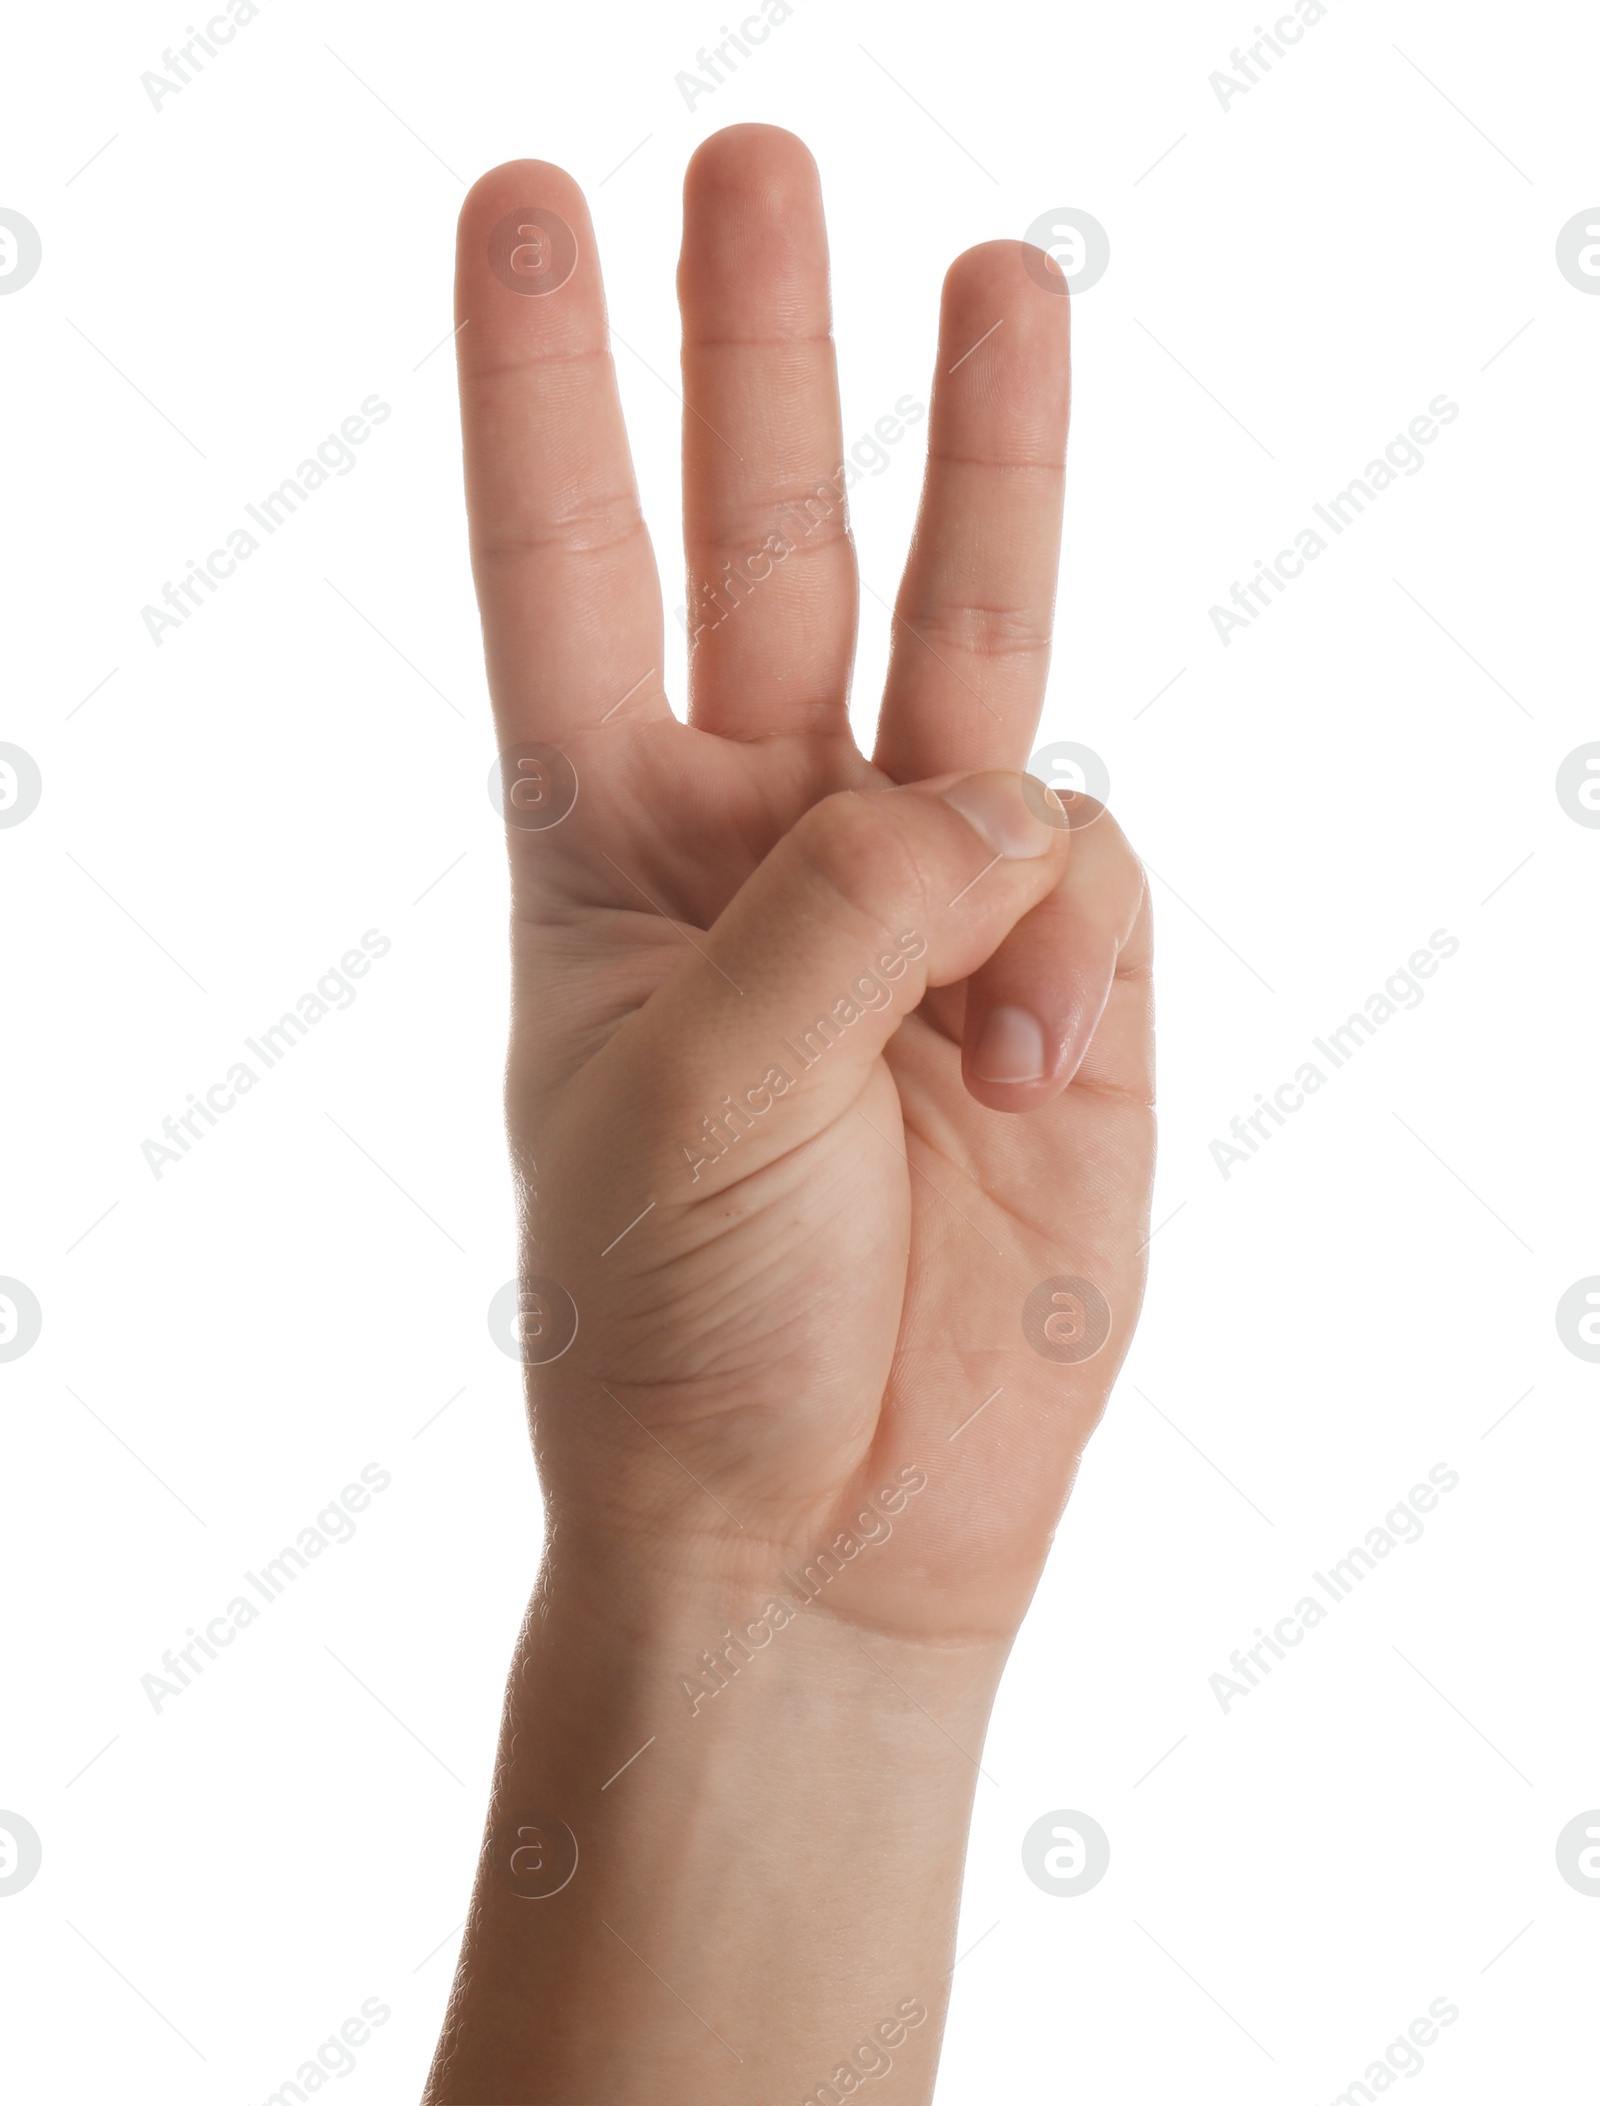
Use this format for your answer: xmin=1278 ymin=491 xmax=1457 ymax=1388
xmin=423 ymin=125 xmax=1154 ymax=2106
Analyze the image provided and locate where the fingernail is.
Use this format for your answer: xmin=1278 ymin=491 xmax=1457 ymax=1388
xmin=972 ymin=1005 xmax=1048 ymax=1083
xmin=938 ymin=771 xmax=1055 ymax=859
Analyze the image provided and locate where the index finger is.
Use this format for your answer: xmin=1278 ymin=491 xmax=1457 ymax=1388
xmin=455 ymin=160 xmax=671 ymax=746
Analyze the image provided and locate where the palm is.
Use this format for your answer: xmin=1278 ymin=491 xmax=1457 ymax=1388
xmin=464 ymin=129 xmax=1153 ymax=1643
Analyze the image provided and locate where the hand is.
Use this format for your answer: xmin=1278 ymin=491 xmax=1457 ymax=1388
xmin=427 ymin=123 xmax=1155 ymax=2106
xmin=462 ymin=124 xmax=1154 ymax=1646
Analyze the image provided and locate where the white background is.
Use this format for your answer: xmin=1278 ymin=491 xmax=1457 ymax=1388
xmin=3 ymin=0 xmax=1597 ymax=2099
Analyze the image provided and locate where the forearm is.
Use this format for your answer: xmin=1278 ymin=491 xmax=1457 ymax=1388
xmin=423 ymin=1552 xmax=1009 ymax=2105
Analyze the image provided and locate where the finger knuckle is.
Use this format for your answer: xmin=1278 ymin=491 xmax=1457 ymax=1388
xmin=789 ymin=791 xmax=930 ymax=939
xmin=903 ymin=598 xmax=1053 ymax=665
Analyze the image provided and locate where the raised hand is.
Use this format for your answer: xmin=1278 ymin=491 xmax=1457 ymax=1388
xmin=427 ymin=123 xmax=1153 ymax=2106
xmin=461 ymin=124 xmax=1153 ymax=1637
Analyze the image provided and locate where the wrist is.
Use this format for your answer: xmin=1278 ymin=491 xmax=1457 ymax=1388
xmin=530 ymin=1547 xmax=1013 ymax=1743
xmin=428 ymin=1563 xmax=1007 ymax=2104
xmin=533 ymin=1433 xmax=1047 ymax=1658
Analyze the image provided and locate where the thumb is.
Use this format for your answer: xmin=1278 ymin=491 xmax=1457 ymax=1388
xmin=616 ymin=770 xmax=1071 ymax=1189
